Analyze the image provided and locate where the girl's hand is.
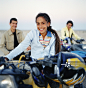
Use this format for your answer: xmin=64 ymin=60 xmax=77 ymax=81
xmin=26 ymin=46 xmax=31 ymax=51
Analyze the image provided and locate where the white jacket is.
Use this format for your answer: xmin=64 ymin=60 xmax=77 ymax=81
xmin=6 ymin=29 xmax=55 ymax=60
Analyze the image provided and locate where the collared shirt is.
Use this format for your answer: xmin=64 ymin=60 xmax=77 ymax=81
xmin=0 ymin=29 xmax=24 ymax=55
xmin=6 ymin=29 xmax=55 ymax=60
xmin=39 ymin=31 xmax=52 ymax=48
xmin=61 ymin=27 xmax=81 ymax=40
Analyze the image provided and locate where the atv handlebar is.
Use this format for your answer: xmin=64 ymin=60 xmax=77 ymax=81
xmin=28 ymin=56 xmax=57 ymax=67
xmin=62 ymin=37 xmax=85 ymax=44
xmin=72 ymin=38 xmax=85 ymax=44
xmin=0 ymin=55 xmax=58 ymax=69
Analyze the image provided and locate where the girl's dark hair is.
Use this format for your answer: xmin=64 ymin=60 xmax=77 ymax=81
xmin=36 ymin=13 xmax=61 ymax=54
xmin=66 ymin=20 xmax=73 ymax=27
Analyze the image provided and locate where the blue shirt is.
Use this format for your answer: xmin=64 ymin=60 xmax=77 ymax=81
xmin=6 ymin=29 xmax=55 ymax=60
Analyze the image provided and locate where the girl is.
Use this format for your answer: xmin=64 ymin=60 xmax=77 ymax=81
xmin=5 ymin=13 xmax=61 ymax=88
xmin=6 ymin=13 xmax=61 ymax=60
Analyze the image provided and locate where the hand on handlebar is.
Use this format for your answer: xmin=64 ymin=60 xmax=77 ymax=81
xmin=0 ymin=57 xmax=9 ymax=64
xmin=80 ymin=39 xmax=85 ymax=41
xmin=75 ymin=39 xmax=85 ymax=43
xmin=75 ymin=40 xmax=81 ymax=43
xmin=0 ymin=56 xmax=5 ymax=61
xmin=0 ymin=57 xmax=6 ymax=66
xmin=37 ymin=58 xmax=44 ymax=60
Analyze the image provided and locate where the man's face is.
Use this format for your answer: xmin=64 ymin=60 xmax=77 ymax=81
xmin=9 ymin=20 xmax=17 ymax=32
xmin=66 ymin=23 xmax=72 ymax=29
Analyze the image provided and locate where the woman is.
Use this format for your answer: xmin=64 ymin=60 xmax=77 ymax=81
xmin=5 ymin=13 xmax=60 ymax=60
xmin=5 ymin=13 xmax=61 ymax=88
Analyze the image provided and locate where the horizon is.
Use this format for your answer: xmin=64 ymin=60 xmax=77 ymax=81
xmin=0 ymin=0 xmax=86 ymax=30
xmin=0 ymin=29 xmax=86 ymax=31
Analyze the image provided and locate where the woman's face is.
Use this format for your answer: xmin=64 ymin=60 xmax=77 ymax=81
xmin=36 ymin=17 xmax=50 ymax=35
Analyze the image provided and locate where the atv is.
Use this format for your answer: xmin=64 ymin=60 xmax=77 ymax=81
xmin=61 ymin=37 xmax=86 ymax=63
xmin=0 ymin=51 xmax=85 ymax=88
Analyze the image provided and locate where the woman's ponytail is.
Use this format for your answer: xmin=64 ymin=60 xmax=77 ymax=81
xmin=47 ymin=26 xmax=61 ymax=54
xmin=36 ymin=13 xmax=61 ymax=54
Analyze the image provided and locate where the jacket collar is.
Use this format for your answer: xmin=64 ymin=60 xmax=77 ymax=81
xmin=37 ymin=29 xmax=55 ymax=45
xmin=8 ymin=29 xmax=20 ymax=35
xmin=39 ymin=30 xmax=52 ymax=37
xmin=65 ymin=26 xmax=72 ymax=31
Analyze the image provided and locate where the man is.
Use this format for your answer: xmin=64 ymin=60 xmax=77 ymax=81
xmin=0 ymin=18 xmax=30 ymax=60
xmin=61 ymin=21 xmax=84 ymax=88
xmin=61 ymin=20 xmax=81 ymax=43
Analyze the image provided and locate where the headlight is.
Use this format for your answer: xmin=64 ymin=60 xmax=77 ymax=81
xmin=82 ymin=45 xmax=86 ymax=49
xmin=65 ymin=44 xmax=69 ymax=47
xmin=0 ymin=65 xmax=4 ymax=70
xmin=64 ymin=44 xmax=71 ymax=48
xmin=0 ymin=75 xmax=18 ymax=88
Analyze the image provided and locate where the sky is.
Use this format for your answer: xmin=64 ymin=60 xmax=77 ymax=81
xmin=0 ymin=0 xmax=86 ymax=30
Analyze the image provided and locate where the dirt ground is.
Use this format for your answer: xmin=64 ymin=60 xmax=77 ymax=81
xmin=0 ymin=30 xmax=86 ymax=88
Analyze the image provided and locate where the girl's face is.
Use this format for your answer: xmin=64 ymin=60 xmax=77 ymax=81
xmin=36 ymin=17 xmax=50 ymax=35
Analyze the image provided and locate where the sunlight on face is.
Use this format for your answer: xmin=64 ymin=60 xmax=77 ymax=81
xmin=36 ymin=17 xmax=50 ymax=35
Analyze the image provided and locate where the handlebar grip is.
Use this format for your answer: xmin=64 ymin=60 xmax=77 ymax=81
xmin=0 ymin=57 xmax=6 ymax=65
xmin=80 ymin=39 xmax=85 ymax=41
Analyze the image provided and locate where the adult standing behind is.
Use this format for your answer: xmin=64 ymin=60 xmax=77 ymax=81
xmin=0 ymin=18 xmax=26 ymax=60
xmin=61 ymin=20 xmax=81 ymax=43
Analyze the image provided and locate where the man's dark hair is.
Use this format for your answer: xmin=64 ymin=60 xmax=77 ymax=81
xmin=66 ymin=20 xmax=73 ymax=27
xmin=10 ymin=18 xmax=17 ymax=23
